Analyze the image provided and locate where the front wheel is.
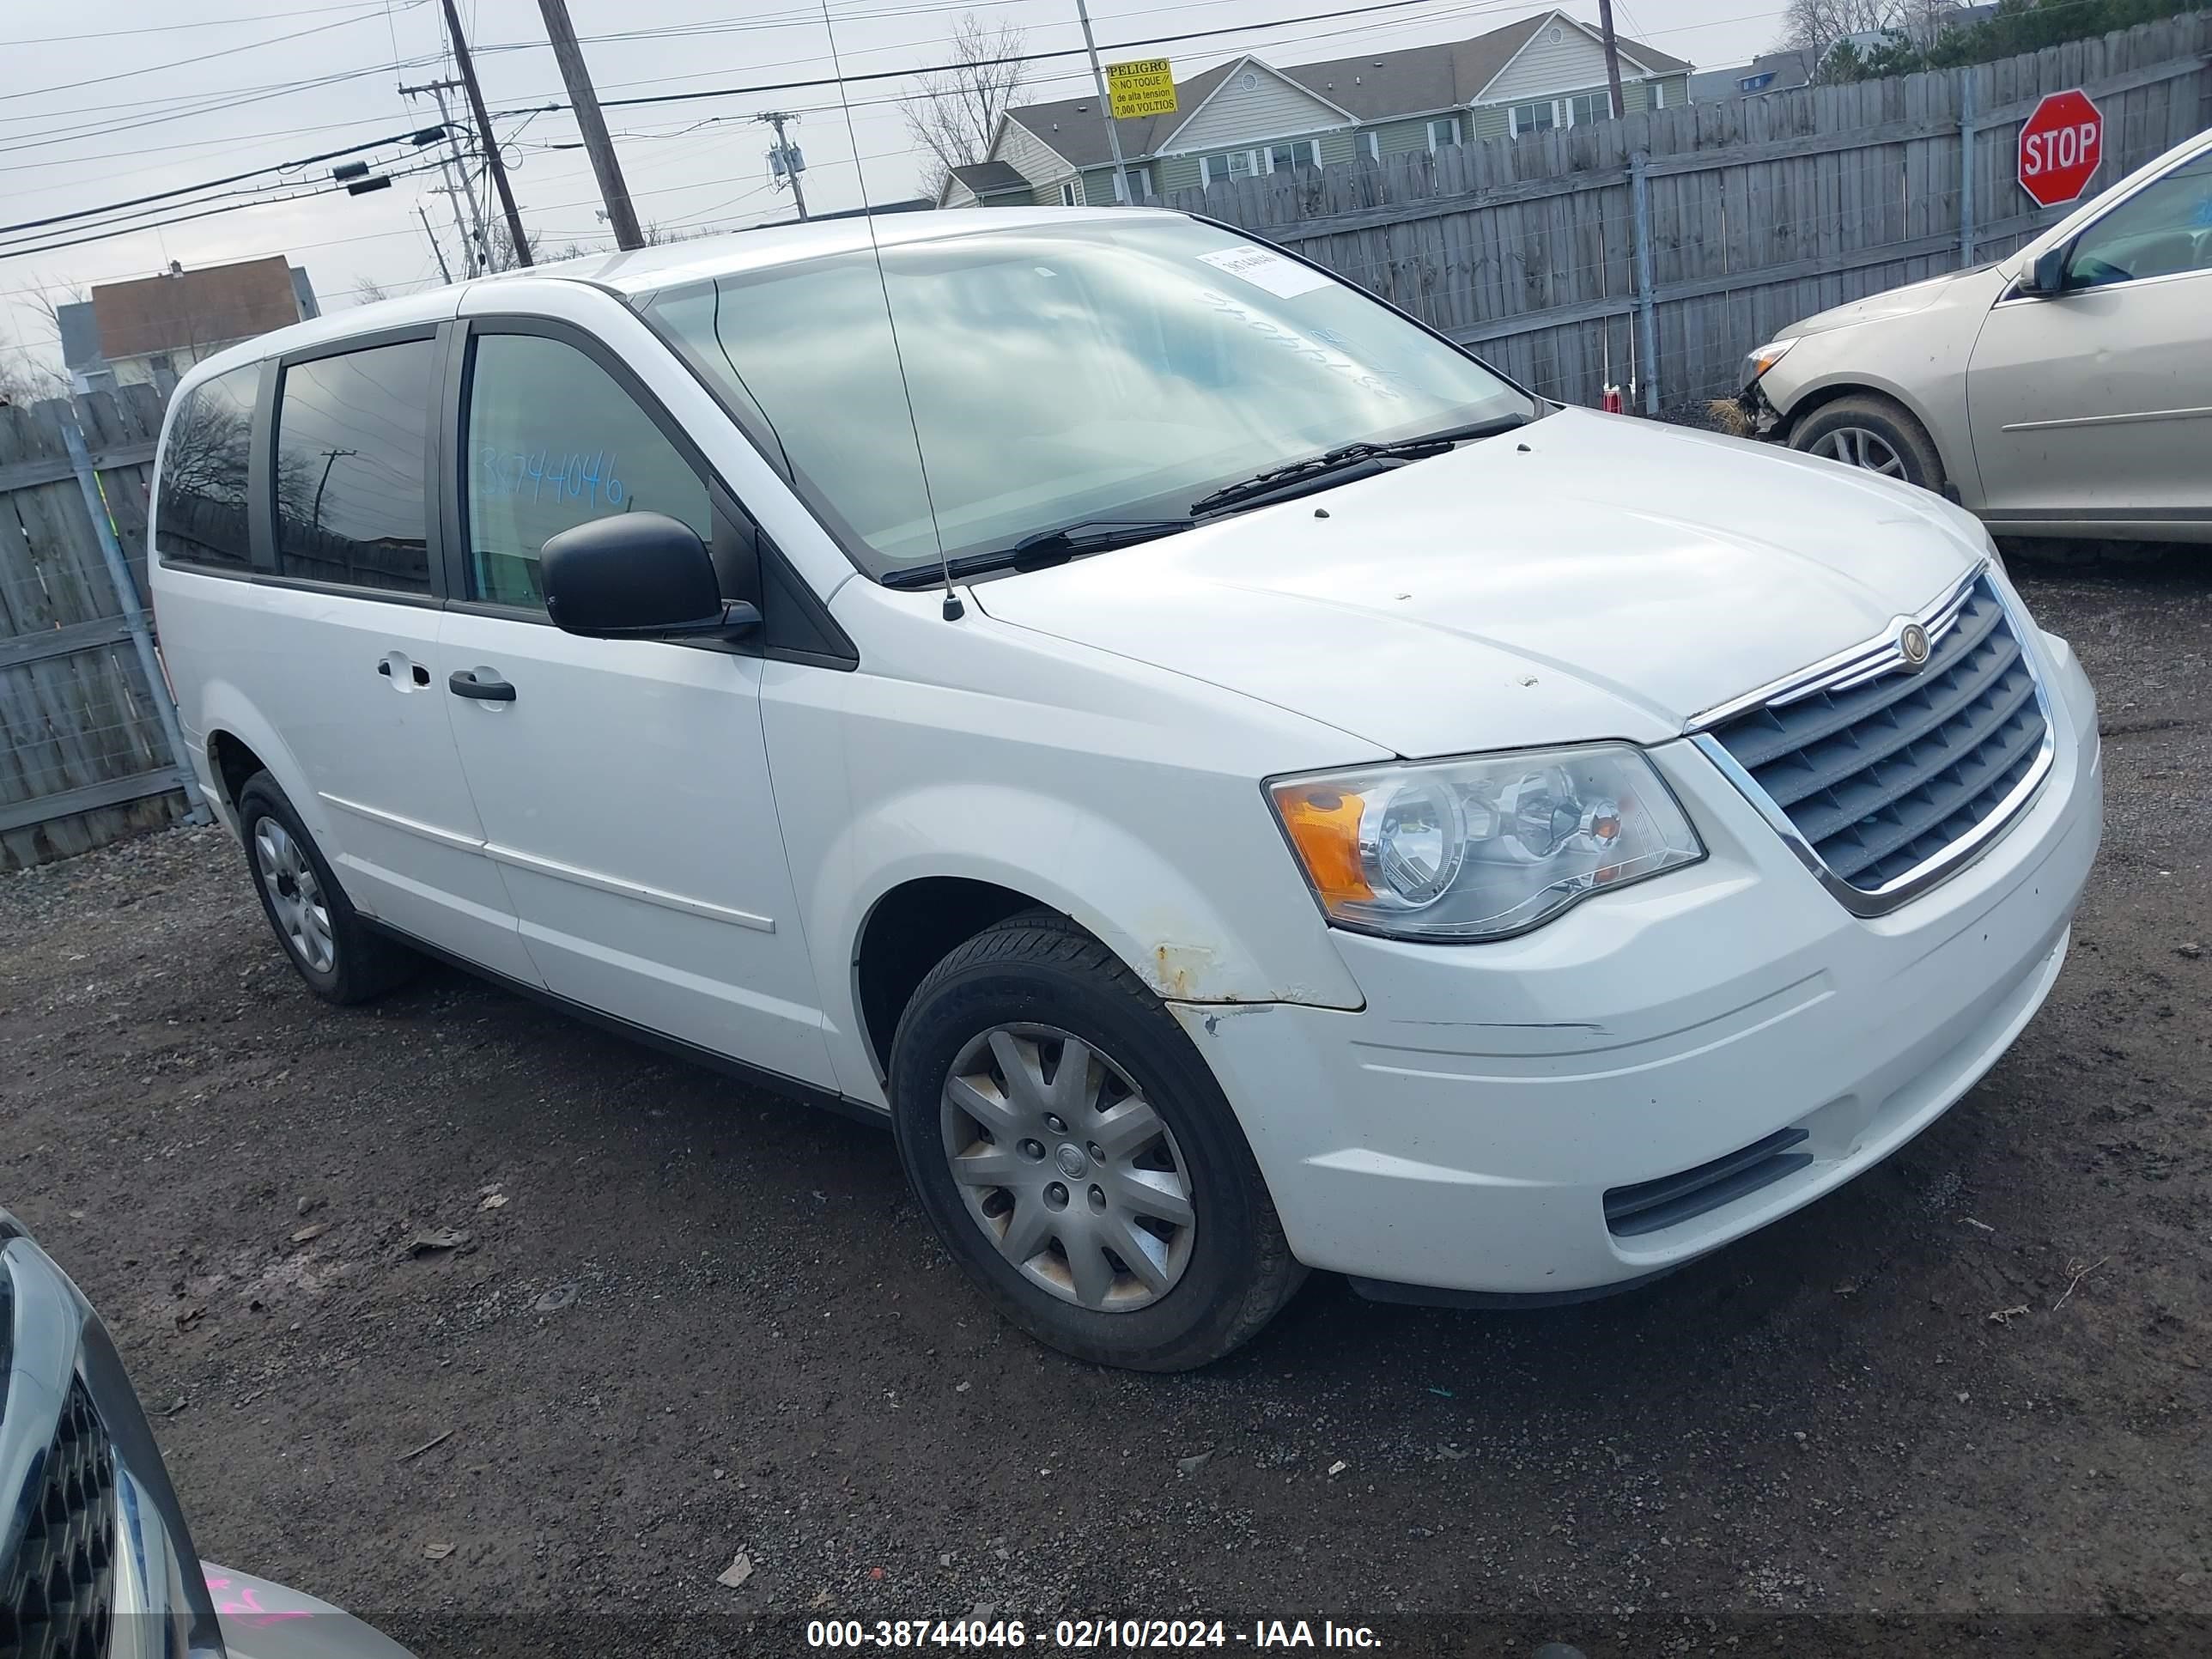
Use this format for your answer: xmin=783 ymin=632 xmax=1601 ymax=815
xmin=889 ymin=911 xmax=1304 ymax=1370
xmin=1789 ymin=392 xmax=1948 ymax=494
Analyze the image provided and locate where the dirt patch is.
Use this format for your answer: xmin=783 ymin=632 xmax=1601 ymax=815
xmin=3 ymin=563 xmax=2209 ymax=1656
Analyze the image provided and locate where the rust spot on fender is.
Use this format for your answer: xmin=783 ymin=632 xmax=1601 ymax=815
xmin=1153 ymin=943 xmax=1216 ymax=1000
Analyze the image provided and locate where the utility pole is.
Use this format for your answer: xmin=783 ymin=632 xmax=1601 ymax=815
xmin=536 ymin=0 xmax=643 ymax=249
xmin=1073 ymin=0 xmax=1134 ymax=205
xmin=438 ymin=0 xmax=532 ymax=266
xmin=1596 ymin=0 xmax=1627 ymax=119
xmin=402 ymin=81 xmax=491 ymax=272
xmin=417 ymin=203 xmax=453 ymax=283
xmin=757 ymin=112 xmax=808 ymax=221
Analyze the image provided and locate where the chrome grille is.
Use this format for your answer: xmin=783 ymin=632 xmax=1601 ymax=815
xmin=1700 ymin=572 xmax=2050 ymax=908
xmin=0 ymin=1378 xmax=117 ymax=1659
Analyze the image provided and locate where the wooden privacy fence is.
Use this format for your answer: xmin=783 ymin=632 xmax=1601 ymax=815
xmin=1162 ymin=13 xmax=2212 ymax=410
xmin=0 ymin=384 xmax=209 ymax=872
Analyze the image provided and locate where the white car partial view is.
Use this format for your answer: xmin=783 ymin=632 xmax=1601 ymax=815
xmin=147 ymin=208 xmax=2101 ymax=1370
xmin=1739 ymin=124 xmax=2212 ymax=547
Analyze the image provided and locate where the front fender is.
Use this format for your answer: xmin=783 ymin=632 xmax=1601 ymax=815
xmin=801 ymin=780 xmax=1367 ymax=1107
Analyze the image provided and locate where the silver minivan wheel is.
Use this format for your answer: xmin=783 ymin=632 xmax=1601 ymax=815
xmin=1808 ymin=426 xmax=1905 ymax=477
xmin=253 ymin=818 xmax=337 ymax=974
xmin=939 ymin=1022 xmax=1197 ymax=1312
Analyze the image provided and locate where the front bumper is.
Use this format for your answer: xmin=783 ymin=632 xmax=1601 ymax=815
xmin=1171 ymin=627 xmax=2102 ymax=1297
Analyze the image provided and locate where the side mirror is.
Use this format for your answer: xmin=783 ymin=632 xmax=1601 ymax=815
xmin=540 ymin=512 xmax=761 ymax=641
xmin=2021 ymin=246 xmax=2069 ymax=297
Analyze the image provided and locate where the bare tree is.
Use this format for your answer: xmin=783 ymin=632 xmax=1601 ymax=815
xmin=900 ymin=14 xmax=1029 ymax=199
xmin=354 ymin=276 xmax=393 ymax=306
xmin=0 ymin=353 xmax=63 ymax=405
xmin=21 ymin=275 xmax=88 ymax=355
xmin=1774 ymin=0 xmax=1898 ymax=73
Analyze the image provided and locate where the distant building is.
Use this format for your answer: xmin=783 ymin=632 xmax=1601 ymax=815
xmin=942 ymin=9 xmax=1692 ymax=208
xmin=66 ymin=257 xmax=319 ymax=393
xmin=1689 ymin=50 xmax=1812 ymax=103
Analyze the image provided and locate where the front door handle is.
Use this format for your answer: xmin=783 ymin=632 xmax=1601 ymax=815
xmin=448 ymin=669 xmax=516 ymax=702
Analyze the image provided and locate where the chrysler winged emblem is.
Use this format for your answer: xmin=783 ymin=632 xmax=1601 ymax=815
xmin=1899 ymin=620 xmax=1932 ymax=669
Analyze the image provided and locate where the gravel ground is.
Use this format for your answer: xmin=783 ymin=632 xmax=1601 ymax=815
xmin=3 ymin=561 xmax=2209 ymax=1659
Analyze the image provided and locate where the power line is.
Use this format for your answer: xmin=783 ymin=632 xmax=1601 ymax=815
xmin=22 ymin=9 xmax=410 ymax=102
xmin=0 ymin=128 xmax=446 ymax=240
xmin=0 ymin=159 xmax=451 ymax=263
xmin=15 ymin=0 xmax=408 ymax=46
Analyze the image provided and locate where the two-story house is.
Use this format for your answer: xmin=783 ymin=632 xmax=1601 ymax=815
xmin=939 ymin=9 xmax=1691 ymax=209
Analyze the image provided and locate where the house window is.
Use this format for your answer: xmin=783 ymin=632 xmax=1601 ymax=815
xmin=1059 ymin=180 xmax=1079 ymax=205
xmin=1267 ymin=140 xmax=1322 ymax=173
xmin=1110 ymin=166 xmax=1152 ymax=203
xmin=1198 ymin=149 xmax=1255 ymax=187
xmin=1651 ymin=79 xmax=1669 ymax=107
xmin=1363 ymin=131 xmax=1381 ymax=161
xmin=1567 ymin=91 xmax=1612 ymax=126
xmin=1426 ymin=116 xmax=1460 ymax=150
xmin=1509 ymin=101 xmax=1556 ymax=138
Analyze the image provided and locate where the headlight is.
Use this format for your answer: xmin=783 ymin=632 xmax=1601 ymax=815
xmin=1742 ymin=337 xmax=1797 ymax=383
xmin=1267 ymin=744 xmax=1703 ymax=942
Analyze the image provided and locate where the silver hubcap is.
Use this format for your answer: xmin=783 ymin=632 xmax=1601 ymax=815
xmin=940 ymin=1024 xmax=1196 ymax=1313
xmin=252 ymin=817 xmax=336 ymax=975
xmin=1812 ymin=425 xmax=1905 ymax=477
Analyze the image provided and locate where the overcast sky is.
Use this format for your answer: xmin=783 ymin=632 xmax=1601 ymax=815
xmin=3 ymin=0 xmax=1790 ymax=378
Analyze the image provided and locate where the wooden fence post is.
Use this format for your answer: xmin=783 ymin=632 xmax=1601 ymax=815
xmin=1959 ymin=70 xmax=1978 ymax=268
xmin=1630 ymin=149 xmax=1659 ymax=415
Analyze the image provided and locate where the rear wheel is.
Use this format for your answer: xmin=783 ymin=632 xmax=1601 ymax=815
xmin=890 ymin=910 xmax=1304 ymax=1370
xmin=1790 ymin=393 xmax=1947 ymax=494
xmin=236 ymin=772 xmax=417 ymax=1005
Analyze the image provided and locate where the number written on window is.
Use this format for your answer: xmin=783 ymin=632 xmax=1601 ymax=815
xmin=462 ymin=333 xmax=708 ymax=609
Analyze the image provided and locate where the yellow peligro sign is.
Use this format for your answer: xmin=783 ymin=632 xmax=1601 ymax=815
xmin=1105 ymin=58 xmax=1177 ymax=119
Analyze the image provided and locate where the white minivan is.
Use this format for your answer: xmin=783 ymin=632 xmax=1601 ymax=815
xmin=149 ymin=209 xmax=2102 ymax=1370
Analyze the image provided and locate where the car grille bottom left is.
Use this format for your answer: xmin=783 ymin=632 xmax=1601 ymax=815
xmin=1 ymin=1378 xmax=117 ymax=1659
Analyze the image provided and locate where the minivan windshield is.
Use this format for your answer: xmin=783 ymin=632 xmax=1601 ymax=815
xmin=647 ymin=216 xmax=1534 ymax=582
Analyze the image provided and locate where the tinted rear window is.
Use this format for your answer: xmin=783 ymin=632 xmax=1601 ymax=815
xmin=155 ymin=364 xmax=258 ymax=570
xmin=272 ymin=340 xmax=437 ymax=595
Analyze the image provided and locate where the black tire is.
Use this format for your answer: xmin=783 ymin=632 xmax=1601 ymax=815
xmin=889 ymin=910 xmax=1304 ymax=1371
xmin=235 ymin=771 xmax=417 ymax=1005
xmin=1789 ymin=392 xmax=1948 ymax=494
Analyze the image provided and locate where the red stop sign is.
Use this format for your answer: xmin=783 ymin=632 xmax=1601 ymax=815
xmin=2019 ymin=89 xmax=2103 ymax=208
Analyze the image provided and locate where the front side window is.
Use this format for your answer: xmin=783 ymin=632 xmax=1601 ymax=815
xmin=1428 ymin=116 xmax=1462 ymax=149
xmin=2068 ymin=150 xmax=2212 ymax=288
xmin=649 ymin=217 xmax=1533 ymax=582
xmin=270 ymin=339 xmax=436 ymax=595
xmin=461 ymin=332 xmax=709 ymax=610
xmin=155 ymin=364 xmax=258 ymax=571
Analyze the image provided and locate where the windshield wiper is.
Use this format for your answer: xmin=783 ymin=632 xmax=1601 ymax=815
xmin=1188 ymin=412 xmax=1533 ymax=518
xmin=879 ymin=519 xmax=1194 ymax=588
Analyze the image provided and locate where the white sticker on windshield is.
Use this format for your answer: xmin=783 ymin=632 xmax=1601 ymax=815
xmin=1197 ymin=245 xmax=1334 ymax=299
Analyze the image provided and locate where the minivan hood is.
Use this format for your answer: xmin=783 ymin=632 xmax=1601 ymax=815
xmin=969 ymin=408 xmax=1987 ymax=759
xmin=1784 ymin=264 xmax=1995 ymax=336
